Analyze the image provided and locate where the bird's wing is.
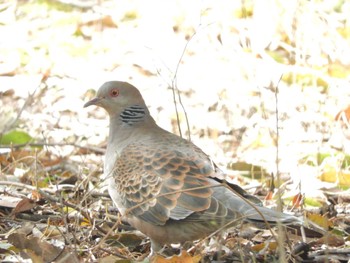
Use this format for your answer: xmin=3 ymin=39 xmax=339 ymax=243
xmin=112 ymin=140 xmax=242 ymax=226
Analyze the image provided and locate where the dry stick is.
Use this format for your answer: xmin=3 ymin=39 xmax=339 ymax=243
xmin=0 ymin=181 xmax=36 ymax=191
xmin=310 ymin=249 xmax=350 ymax=256
xmin=273 ymin=77 xmax=289 ymax=262
xmin=0 ymin=179 xmax=115 ymax=239
xmin=255 ymin=78 xmax=299 ymax=260
xmin=0 ymin=142 xmax=106 ymax=154
xmin=170 ymin=30 xmax=197 ymax=141
xmin=0 ymin=180 xmax=95 ymax=195
xmin=0 ymin=180 xmax=108 ymax=209
xmin=44 ymin=224 xmax=70 ymax=262
xmin=55 ymin=183 xmax=80 ymax=256
xmin=0 ymin=180 xmax=96 ymax=229
xmin=92 ymin=214 xmax=136 ymax=261
xmin=1 ymin=143 xmax=105 ymax=208
xmin=0 ymin=154 xmax=38 ymax=175
xmin=274 ymin=76 xmax=283 ymax=211
xmin=98 ymin=247 xmax=128 ymax=260
xmin=37 ymin=189 xmax=90 ymax=219
xmin=187 ymin=213 xmax=255 ymax=254
xmin=14 ymin=213 xmax=60 ymax=222
xmin=49 ymin=187 xmax=95 ymax=259
xmin=71 ymin=162 xmax=114 ymax=226
xmin=1 ymin=87 xmax=38 ymax=135
xmin=34 ymin=148 xmax=39 ymax=189
xmin=1 ymin=73 xmax=49 ymax=136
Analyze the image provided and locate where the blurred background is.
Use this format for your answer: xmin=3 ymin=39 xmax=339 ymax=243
xmin=1 ymin=0 xmax=350 ymax=178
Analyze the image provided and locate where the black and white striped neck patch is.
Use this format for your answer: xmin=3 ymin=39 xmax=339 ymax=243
xmin=120 ymin=105 xmax=147 ymax=125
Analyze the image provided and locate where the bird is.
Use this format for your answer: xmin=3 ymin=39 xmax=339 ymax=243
xmin=84 ymin=81 xmax=301 ymax=253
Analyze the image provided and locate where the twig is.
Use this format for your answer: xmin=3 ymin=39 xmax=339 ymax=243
xmin=52 ymin=0 xmax=97 ymax=10
xmin=14 ymin=213 xmax=62 ymax=222
xmin=274 ymin=76 xmax=283 ymax=209
xmin=0 ymin=142 xmax=106 ymax=154
xmin=0 ymin=181 xmax=36 ymax=191
xmin=310 ymin=248 xmax=350 ymax=256
xmin=98 ymin=247 xmax=128 ymax=259
xmin=1 ymin=85 xmax=38 ymax=134
xmin=37 ymin=189 xmax=90 ymax=219
xmin=170 ymin=31 xmax=198 ymax=141
xmin=0 ymin=181 xmax=77 ymax=193
xmin=92 ymin=214 xmax=122 ymax=252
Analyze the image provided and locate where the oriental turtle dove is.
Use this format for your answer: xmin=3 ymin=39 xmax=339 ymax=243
xmin=84 ymin=81 xmax=301 ymax=252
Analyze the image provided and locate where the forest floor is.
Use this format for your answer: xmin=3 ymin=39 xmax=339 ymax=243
xmin=0 ymin=0 xmax=350 ymax=262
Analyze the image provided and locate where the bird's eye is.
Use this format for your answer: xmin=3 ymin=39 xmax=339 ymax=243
xmin=110 ymin=88 xmax=119 ymax=97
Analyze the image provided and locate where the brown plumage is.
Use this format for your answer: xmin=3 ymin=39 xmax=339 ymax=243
xmin=84 ymin=81 xmax=301 ymax=252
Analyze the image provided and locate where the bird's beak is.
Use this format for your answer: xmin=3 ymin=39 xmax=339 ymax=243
xmin=84 ymin=97 xmax=102 ymax=108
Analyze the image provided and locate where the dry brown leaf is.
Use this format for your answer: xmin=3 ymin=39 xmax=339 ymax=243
xmin=98 ymin=255 xmax=127 ymax=263
xmin=8 ymin=232 xmax=79 ymax=263
xmin=1 ymin=149 xmax=35 ymax=166
xmin=307 ymin=213 xmax=333 ymax=229
xmin=264 ymin=190 xmax=274 ymax=201
xmin=11 ymin=197 xmax=37 ymax=215
xmin=335 ymin=105 xmax=350 ymax=121
xmin=251 ymin=241 xmax=277 ymax=252
xmin=313 ymin=233 xmax=345 ymax=247
xmin=292 ymin=193 xmax=303 ymax=208
xmin=31 ymin=190 xmax=42 ymax=201
xmin=151 ymin=251 xmax=201 ymax=263
xmin=106 ymin=233 xmax=144 ymax=249
xmin=39 ymin=155 xmax=63 ymax=168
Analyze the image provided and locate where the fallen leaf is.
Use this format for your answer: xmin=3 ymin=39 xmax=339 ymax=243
xmin=307 ymin=213 xmax=333 ymax=229
xmin=313 ymin=233 xmax=345 ymax=247
xmin=11 ymin=197 xmax=37 ymax=215
xmin=264 ymin=190 xmax=274 ymax=201
xmin=98 ymin=255 xmax=131 ymax=263
xmin=151 ymin=251 xmax=201 ymax=263
xmin=335 ymin=105 xmax=350 ymax=122
xmin=31 ymin=190 xmax=42 ymax=201
xmin=0 ymin=130 xmax=33 ymax=145
xmin=8 ymin=232 xmax=79 ymax=263
xmin=106 ymin=233 xmax=144 ymax=249
xmin=292 ymin=193 xmax=303 ymax=208
xmin=303 ymin=197 xmax=324 ymax=208
xmin=251 ymin=241 xmax=277 ymax=252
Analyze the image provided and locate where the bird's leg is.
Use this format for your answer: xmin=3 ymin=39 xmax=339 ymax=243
xmin=149 ymin=239 xmax=164 ymax=257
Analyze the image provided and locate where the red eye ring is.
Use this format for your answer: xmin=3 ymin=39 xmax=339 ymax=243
xmin=110 ymin=88 xmax=119 ymax=97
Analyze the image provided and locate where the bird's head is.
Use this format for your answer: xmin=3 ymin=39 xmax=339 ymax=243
xmin=84 ymin=81 xmax=147 ymax=116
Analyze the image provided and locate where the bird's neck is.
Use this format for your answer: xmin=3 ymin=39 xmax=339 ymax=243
xmin=107 ymin=105 xmax=157 ymax=157
xmin=119 ymin=105 xmax=149 ymax=125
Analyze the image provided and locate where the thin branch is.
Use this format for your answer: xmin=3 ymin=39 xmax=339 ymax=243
xmin=0 ymin=142 xmax=106 ymax=154
xmin=171 ymin=31 xmax=198 ymax=141
xmin=98 ymin=247 xmax=128 ymax=260
xmin=274 ymin=75 xmax=283 ymax=209
xmin=1 ymin=88 xmax=38 ymax=134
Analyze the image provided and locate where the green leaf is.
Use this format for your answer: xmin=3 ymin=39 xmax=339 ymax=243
xmin=227 ymin=161 xmax=271 ymax=179
xmin=303 ymin=197 xmax=324 ymax=207
xmin=0 ymin=130 xmax=33 ymax=145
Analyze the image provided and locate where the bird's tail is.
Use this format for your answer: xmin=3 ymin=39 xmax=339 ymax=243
xmin=242 ymin=204 xmax=302 ymax=225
